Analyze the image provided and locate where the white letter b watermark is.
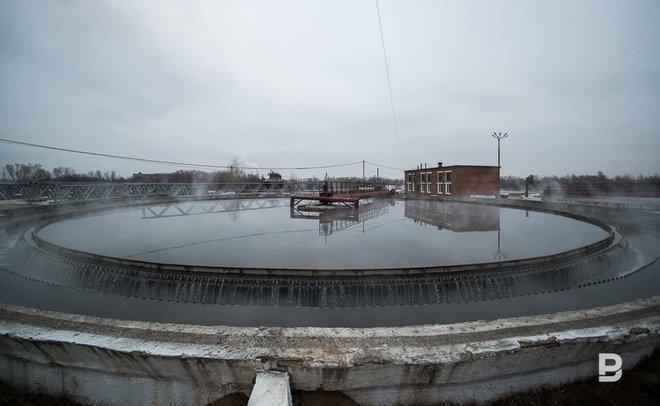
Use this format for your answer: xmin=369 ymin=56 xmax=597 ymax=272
xmin=598 ymin=353 xmax=622 ymax=382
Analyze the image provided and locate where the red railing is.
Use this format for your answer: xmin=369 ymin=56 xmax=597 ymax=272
xmin=319 ymin=181 xmax=384 ymax=197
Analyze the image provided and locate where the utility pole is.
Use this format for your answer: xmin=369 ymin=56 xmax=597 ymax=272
xmin=362 ymin=160 xmax=365 ymax=183
xmin=491 ymin=132 xmax=509 ymax=168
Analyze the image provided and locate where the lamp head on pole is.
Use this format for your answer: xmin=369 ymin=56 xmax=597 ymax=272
xmin=492 ymin=131 xmax=509 ymax=168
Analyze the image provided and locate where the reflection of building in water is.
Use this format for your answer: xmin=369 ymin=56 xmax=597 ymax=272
xmin=291 ymin=200 xmax=391 ymax=235
xmin=404 ymin=200 xmax=499 ymax=232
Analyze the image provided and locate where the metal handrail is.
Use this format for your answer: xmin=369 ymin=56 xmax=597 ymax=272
xmin=320 ymin=181 xmax=384 ymax=196
xmin=0 ymin=181 xmax=322 ymax=202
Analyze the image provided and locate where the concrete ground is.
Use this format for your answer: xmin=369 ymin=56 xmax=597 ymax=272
xmin=2 ymin=346 xmax=658 ymax=405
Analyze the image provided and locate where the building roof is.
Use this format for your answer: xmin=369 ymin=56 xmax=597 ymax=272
xmin=405 ymin=165 xmax=499 ymax=172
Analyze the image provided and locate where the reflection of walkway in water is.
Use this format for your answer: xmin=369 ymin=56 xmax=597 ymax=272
xmin=131 ymin=200 xmax=395 ymax=265
xmin=140 ymin=198 xmax=287 ymax=219
xmin=290 ymin=200 xmax=392 ymax=235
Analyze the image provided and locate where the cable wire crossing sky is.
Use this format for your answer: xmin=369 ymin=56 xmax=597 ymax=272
xmin=1 ymin=0 xmax=659 ymax=178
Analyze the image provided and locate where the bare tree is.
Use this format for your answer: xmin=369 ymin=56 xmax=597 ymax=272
xmin=17 ymin=164 xmax=31 ymax=182
xmin=33 ymin=167 xmax=50 ymax=182
xmin=4 ymin=164 xmax=16 ymax=182
xmin=229 ymin=157 xmax=243 ymax=182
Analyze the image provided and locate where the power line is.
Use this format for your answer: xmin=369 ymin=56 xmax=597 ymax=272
xmin=375 ymin=0 xmax=403 ymax=164
xmin=0 ymin=137 xmax=363 ymax=171
xmin=365 ymin=160 xmax=404 ymax=171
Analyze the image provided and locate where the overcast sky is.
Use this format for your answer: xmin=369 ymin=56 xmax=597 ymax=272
xmin=1 ymin=0 xmax=659 ymax=179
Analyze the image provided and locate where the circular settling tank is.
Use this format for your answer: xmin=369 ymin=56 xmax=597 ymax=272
xmin=35 ymin=199 xmax=608 ymax=269
xmin=2 ymin=197 xmax=642 ymax=327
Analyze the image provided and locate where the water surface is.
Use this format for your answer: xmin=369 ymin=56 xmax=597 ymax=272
xmin=37 ymin=199 xmax=609 ymax=268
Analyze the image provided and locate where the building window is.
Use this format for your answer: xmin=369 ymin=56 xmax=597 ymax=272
xmin=444 ymin=171 xmax=452 ymax=194
xmin=406 ymin=173 xmax=415 ymax=192
xmin=437 ymin=172 xmax=443 ymax=194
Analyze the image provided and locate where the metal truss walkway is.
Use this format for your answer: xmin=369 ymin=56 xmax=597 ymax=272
xmin=0 ymin=181 xmax=320 ymax=202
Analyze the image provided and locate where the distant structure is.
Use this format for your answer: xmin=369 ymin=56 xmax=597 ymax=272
xmin=404 ymin=163 xmax=499 ymax=197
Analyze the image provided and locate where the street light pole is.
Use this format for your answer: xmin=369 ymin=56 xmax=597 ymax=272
xmin=491 ymin=132 xmax=509 ymax=168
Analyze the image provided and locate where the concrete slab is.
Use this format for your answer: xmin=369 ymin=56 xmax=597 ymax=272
xmin=248 ymin=371 xmax=292 ymax=406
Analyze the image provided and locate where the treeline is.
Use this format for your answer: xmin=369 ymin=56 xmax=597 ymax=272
xmin=501 ymin=172 xmax=660 ymax=197
xmin=1 ymin=163 xmax=402 ymax=185
xmin=0 ymin=163 xmax=283 ymax=183
xmin=1 ymin=163 xmax=121 ymax=183
xmin=131 ymin=170 xmax=263 ymax=183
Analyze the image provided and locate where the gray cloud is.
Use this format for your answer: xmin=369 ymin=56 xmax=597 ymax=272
xmin=1 ymin=0 xmax=659 ymax=179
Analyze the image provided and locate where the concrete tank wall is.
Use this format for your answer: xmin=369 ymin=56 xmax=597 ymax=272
xmin=1 ymin=297 xmax=659 ymax=405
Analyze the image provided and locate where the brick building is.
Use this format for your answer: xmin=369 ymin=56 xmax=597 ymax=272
xmin=404 ymin=164 xmax=499 ymax=197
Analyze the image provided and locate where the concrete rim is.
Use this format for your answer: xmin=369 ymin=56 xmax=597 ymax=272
xmin=1 ymin=295 xmax=659 ymax=364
